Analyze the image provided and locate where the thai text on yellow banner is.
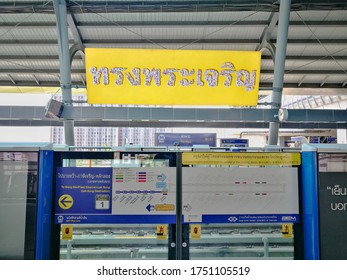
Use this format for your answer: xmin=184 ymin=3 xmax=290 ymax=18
xmin=182 ymin=152 xmax=301 ymax=166
xmin=85 ymin=48 xmax=261 ymax=106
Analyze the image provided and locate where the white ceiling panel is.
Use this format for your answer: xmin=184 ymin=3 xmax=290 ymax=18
xmin=0 ymin=13 xmax=56 ymax=23
xmin=291 ymin=10 xmax=347 ymax=21
xmin=286 ymin=26 xmax=347 ymax=40
xmin=1 ymin=28 xmax=58 ymax=40
xmin=205 ymin=11 xmax=268 ymax=22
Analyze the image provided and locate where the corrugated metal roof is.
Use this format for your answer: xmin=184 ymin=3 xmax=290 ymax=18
xmin=0 ymin=13 xmax=48 ymax=22
xmin=2 ymin=28 xmax=58 ymax=40
xmin=0 ymin=0 xmax=345 ymax=95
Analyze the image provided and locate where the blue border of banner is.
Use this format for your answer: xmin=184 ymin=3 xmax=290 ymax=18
xmin=201 ymin=214 xmax=299 ymax=223
xmin=55 ymin=213 xmax=299 ymax=224
xmin=55 ymin=214 xmax=176 ymax=224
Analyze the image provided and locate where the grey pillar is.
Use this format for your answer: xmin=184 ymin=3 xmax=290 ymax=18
xmin=268 ymin=0 xmax=291 ymax=145
xmin=175 ymin=152 xmax=183 ymax=260
xmin=53 ymin=0 xmax=75 ymax=146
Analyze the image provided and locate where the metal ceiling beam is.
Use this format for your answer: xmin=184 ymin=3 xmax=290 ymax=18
xmin=277 ymin=88 xmax=347 ymax=95
xmin=263 ymin=55 xmax=347 ymax=61
xmin=0 ymin=1 xmax=346 ymax=13
xmin=0 ymin=21 xmax=269 ymax=29
xmin=85 ymin=39 xmax=347 ymax=44
xmin=0 ymin=105 xmax=346 ymax=122
xmin=261 ymin=83 xmax=347 ymax=89
xmin=76 ymin=20 xmax=347 ymax=28
xmin=2 ymin=21 xmax=347 ymax=29
xmin=0 ymin=80 xmax=346 ymax=90
xmin=3 ymin=68 xmax=347 ymax=76
xmin=0 ymin=55 xmax=79 ymax=60
xmin=32 ymin=74 xmax=40 ymax=86
xmin=320 ymin=76 xmax=329 ymax=87
xmin=298 ymin=75 xmax=306 ymax=87
xmin=1 ymin=38 xmax=346 ymax=46
xmin=0 ymin=80 xmax=76 ymax=87
xmin=7 ymin=74 xmax=16 ymax=85
xmin=0 ymin=23 xmax=57 ymax=28
xmin=1 ymin=54 xmax=346 ymax=61
xmin=83 ymin=21 xmax=270 ymax=28
xmin=257 ymin=12 xmax=279 ymax=53
xmin=1 ymin=105 xmax=347 ymax=128
xmin=1 ymin=120 xmax=347 ymax=129
xmin=0 ymin=40 xmax=69 ymax=46
xmin=66 ymin=11 xmax=85 ymax=54
xmin=272 ymin=39 xmax=347 ymax=44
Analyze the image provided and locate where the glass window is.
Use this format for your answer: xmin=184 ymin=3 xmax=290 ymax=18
xmin=0 ymin=152 xmax=39 ymax=259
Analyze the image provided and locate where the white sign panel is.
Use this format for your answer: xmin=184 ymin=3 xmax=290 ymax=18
xmin=183 ymin=167 xmax=299 ymax=223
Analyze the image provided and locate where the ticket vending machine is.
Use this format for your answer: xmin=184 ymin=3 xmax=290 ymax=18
xmin=52 ymin=148 xmax=303 ymax=260
xmin=302 ymin=144 xmax=347 ymax=260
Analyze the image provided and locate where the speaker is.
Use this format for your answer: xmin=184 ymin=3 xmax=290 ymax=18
xmin=45 ymin=99 xmax=64 ymax=119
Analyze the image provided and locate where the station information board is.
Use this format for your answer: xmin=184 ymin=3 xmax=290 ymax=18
xmin=182 ymin=152 xmax=300 ymax=223
xmin=155 ymin=133 xmax=216 ymax=147
xmin=183 ymin=167 xmax=299 ymax=223
xmin=220 ymin=138 xmax=248 ymax=148
xmin=55 ymin=167 xmax=176 ymax=224
xmin=55 ymin=152 xmax=300 ymax=224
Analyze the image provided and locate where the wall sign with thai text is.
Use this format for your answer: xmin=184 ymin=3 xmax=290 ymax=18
xmin=85 ymin=48 xmax=261 ymax=106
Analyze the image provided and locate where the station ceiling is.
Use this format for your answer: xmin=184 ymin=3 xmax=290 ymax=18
xmin=0 ymin=0 xmax=346 ymax=93
xmin=0 ymin=0 xmax=347 ymax=128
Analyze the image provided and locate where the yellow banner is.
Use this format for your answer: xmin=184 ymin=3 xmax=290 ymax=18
xmin=85 ymin=48 xmax=261 ymax=106
xmin=182 ymin=152 xmax=301 ymax=166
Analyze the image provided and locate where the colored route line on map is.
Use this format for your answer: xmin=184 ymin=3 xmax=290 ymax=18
xmin=115 ymin=190 xmax=167 ymax=194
